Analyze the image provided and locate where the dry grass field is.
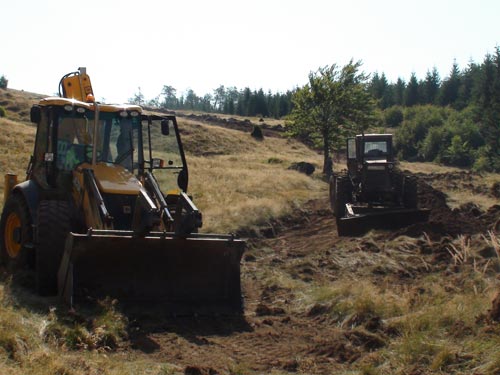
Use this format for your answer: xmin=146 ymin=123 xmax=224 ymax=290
xmin=0 ymin=87 xmax=499 ymax=375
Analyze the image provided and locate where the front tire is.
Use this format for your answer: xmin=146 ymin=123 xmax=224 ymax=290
xmin=36 ymin=200 xmax=70 ymax=295
xmin=329 ymin=175 xmax=337 ymax=215
xmin=0 ymin=194 xmax=33 ymax=269
xmin=334 ymin=176 xmax=350 ymax=219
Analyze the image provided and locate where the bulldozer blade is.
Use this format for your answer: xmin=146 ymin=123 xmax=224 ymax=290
xmin=337 ymin=208 xmax=430 ymax=237
xmin=58 ymin=231 xmax=245 ymax=315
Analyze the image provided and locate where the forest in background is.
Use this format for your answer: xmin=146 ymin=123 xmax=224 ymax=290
xmin=126 ymin=47 xmax=500 ymax=172
xmin=127 ymin=47 xmax=499 ymax=116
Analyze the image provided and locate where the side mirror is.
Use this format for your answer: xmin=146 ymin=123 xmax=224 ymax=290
xmin=30 ymin=106 xmax=41 ymax=123
xmin=152 ymin=158 xmax=164 ymax=168
xmin=161 ymin=119 xmax=170 ymax=135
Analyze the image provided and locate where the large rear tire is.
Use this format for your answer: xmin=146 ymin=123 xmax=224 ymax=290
xmin=36 ymin=200 xmax=70 ymax=296
xmin=0 ymin=194 xmax=33 ymax=269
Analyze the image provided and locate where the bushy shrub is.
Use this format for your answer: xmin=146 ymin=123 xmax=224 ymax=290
xmin=473 ymin=154 xmax=492 ymax=172
xmin=394 ymin=105 xmax=451 ymax=160
xmin=473 ymin=146 xmax=500 ymax=172
xmin=421 ymin=126 xmax=447 ymax=161
xmin=441 ymin=135 xmax=473 ymax=167
xmin=384 ymin=106 xmax=404 ymax=127
xmin=393 ymin=105 xmax=491 ymax=169
xmin=0 ymin=75 xmax=7 ymax=89
xmin=0 ymin=106 xmax=6 ymax=117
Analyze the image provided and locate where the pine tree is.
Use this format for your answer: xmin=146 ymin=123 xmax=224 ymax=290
xmin=405 ymin=73 xmax=420 ymax=106
xmin=477 ymin=48 xmax=500 ymax=169
xmin=393 ymin=78 xmax=406 ymax=105
xmin=457 ymin=60 xmax=480 ymax=109
xmin=422 ymin=67 xmax=440 ymax=104
xmin=255 ymin=88 xmax=268 ymax=117
xmin=213 ymin=85 xmax=226 ymax=112
xmin=439 ymin=60 xmax=461 ymax=107
xmin=128 ymin=87 xmax=145 ymax=105
xmin=161 ymin=85 xmax=178 ymax=109
xmin=369 ymin=73 xmax=392 ymax=109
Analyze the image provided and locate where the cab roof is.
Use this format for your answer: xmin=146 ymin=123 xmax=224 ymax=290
xmin=38 ymin=97 xmax=143 ymax=113
xmin=355 ymin=134 xmax=392 ymax=138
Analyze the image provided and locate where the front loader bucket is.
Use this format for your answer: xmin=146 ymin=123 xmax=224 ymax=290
xmin=58 ymin=231 xmax=245 ymax=315
xmin=337 ymin=207 xmax=430 ymax=236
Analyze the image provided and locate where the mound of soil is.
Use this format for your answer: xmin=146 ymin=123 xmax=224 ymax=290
xmin=395 ymin=176 xmax=500 ymax=238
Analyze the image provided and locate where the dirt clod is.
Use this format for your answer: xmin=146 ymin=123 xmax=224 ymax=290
xmin=255 ymin=303 xmax=286 ymax=316
xmin=184 ymin=366 xmax=219 ymax=375
xmin=488 ymin=291 xmax=500 ymax=322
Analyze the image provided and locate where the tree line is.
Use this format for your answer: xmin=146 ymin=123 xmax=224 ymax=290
xmin=368 ymin=54 xmax=499 ymax=110
xmin=130 ymin=85 xmax=293 ymax=119
xmin=131 ymin=47 xmax=500 ymax=121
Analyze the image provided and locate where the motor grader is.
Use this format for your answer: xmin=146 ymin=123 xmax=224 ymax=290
xmin=330 ymin=133 xmax=430 ymax=236
xmin=0 ymin=68 xmax=245 ymax=314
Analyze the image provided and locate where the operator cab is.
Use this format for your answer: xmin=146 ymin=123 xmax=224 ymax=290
xmin=346 ymin=134 xmax=396 ymax=200
xmin=347 ymin=134 xmax=394 ymax=173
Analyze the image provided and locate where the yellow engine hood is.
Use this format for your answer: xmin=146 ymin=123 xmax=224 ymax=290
xmin=77 ymin=163 xmax=142 ymax=195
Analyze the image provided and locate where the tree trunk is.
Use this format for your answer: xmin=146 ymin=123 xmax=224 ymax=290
xmin=322 ymin=134 xmax=333 ymax=178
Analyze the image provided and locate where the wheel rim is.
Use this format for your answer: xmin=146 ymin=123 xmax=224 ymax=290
xmin=5 ymin=212 xmax=21 ymax=258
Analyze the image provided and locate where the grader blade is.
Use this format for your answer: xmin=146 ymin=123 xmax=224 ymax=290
xmin=58 ymin=231 xmax=245 ymax=314
xmin=336 ymin=207 xmax=430 ymax=236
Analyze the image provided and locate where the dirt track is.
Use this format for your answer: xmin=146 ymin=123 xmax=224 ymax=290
xmin=121 ymin=174 xmax=499 ymax=375
xmin=127 ymin=201 xmax=369 ymax=374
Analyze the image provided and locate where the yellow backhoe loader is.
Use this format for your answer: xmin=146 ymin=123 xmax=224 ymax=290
xmin=0 ymin=68 xmax=245 ymax=314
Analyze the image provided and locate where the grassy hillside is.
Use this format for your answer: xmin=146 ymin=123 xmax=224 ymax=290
xmin=180 ymin=118 xmax=324 ymax=232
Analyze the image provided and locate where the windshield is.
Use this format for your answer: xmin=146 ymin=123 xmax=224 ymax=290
xmin=363 ymin=141 xmax=388 ymax=157
xmin=142 ymin=118 xmax=185 ymax=193
xmin=56 ymin=110 xmax=141 ymax=171
xmin=56 ymin=109 xmax=186 ymax=193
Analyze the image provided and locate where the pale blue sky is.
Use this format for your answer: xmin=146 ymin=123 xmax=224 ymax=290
xmin=1 ymin=0 xmax=498 ymax=103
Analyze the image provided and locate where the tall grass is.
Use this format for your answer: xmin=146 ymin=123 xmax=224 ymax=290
xmin=0 ymin=118 xmax=35 ymax=202
xmin=0 ymin=282 xmax=170 ymax=375
xmin=181 ymin=120 xmax=325 ymax=233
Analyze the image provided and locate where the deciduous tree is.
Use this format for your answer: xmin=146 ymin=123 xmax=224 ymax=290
xmin=287 ymin=60 xmax=375 ymax=175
